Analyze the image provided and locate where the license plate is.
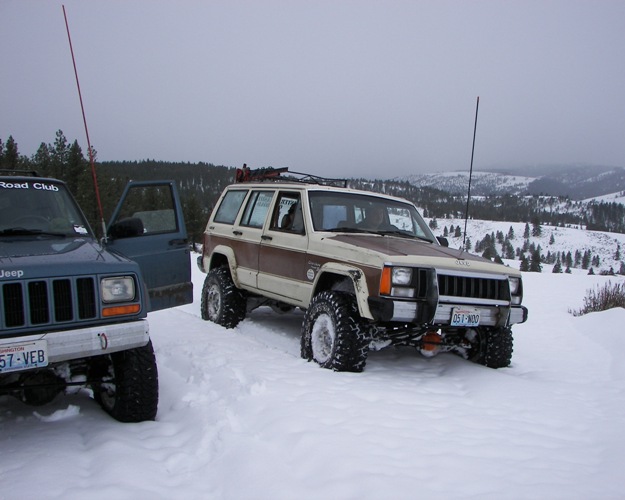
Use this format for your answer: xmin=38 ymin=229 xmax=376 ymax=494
xmin=0 ymin=340 xmax=48 ymax=374
xmin=451 ymin=307 xmax=480 ymax=327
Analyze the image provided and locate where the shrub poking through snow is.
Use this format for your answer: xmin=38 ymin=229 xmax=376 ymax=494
xmin=570 ymin=281 xmax=625 ymax=316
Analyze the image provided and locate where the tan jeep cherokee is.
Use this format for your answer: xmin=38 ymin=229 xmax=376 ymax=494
xmin=198 ymin=171 xmax=527 ymax=372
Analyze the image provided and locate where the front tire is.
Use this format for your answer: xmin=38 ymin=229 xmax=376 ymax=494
xmin=201 ymin=267 xmax=246 ymax=328
xmin=301 ymin=291 xmax=369 ymax=372
xmin=465 ymin=327 xmax=513 ymax=368
xmin=91 ymin=340 xmax=159 ymax=422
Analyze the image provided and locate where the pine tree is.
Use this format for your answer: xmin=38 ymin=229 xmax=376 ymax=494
xmin=551 ymin=259 xmax=562 ymax=273
xmin=519 ymin=255 xmax=530 ymax=272
xmin=549 ymin=233 xmax=555 ymax=245
xmin=182 ymin=192 xmax=205 ymax=247
xmin=32 ymin=143 xmax=52 ymax=177
xmin=529 ymin=248 xmax=542 ymax=272
xmin=2 ymin=136 xmax=20 ymax=169
xmin=552 ymin=258 xmax=563 ymax=273
xmin=531 ymin=217 xmax=542 ymax=237
xmin=581 ymin=250 xmax=590 ymax=269
xmin=50 ymin=130 xmax=69 ymax=180
xmin=523 ymin=223 xmax=530 ymax=239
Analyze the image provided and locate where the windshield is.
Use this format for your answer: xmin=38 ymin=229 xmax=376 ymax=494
xmin=308 ymin=191 xmax=436 ymax=242
xmin=0 ymin=179 xmax=92 ymax=237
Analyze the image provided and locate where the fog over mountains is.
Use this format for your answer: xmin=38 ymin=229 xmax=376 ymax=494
xmin=400 ymin=165 xmax=625 ymax=201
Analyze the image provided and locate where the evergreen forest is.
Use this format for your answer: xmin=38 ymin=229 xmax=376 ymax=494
xmin=2 ymin=131 xmax=625 ymax=247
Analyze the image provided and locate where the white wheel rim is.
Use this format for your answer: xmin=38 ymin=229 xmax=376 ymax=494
xmin=311 ymin=313 xmax=335 ymax=363
xmin=207 ymin=283 xmax=221 ymax=319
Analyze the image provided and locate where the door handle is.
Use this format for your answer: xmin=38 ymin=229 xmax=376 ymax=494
xmin=233 ymin=230 xmax=243 ymax=236
xmin=261 ymin=235 xmax=273 ymax=241
xmin=169 ymin=238 xmax=188 ymax=246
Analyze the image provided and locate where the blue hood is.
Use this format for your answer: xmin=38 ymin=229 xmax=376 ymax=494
xmin=0 ymin=237 xmax=139 ymax=280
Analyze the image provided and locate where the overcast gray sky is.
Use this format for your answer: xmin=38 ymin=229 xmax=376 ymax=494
xmin=2 ymin=0 xmax=624 ymax=179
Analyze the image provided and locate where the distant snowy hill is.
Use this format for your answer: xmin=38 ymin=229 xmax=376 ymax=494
xmin=399 ymin=171 xmax=535 ymax=196
xmin=400 ymin=165 xmax=625 ymax=201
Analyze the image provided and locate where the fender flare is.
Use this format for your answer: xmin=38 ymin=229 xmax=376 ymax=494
xmin=313 ymin=262 xmax=374 ymax=320
xmin=205 ymin=246 xmax=242 ymax=288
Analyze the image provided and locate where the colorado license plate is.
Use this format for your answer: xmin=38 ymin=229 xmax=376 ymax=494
xmin=451 ymin=307 xmax=480 ymax=327
xmin=0 ymin=340 xmax=48 ymax=374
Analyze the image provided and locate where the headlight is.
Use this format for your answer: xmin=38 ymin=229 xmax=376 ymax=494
xmin=508 ymin=277 xmax=520 ymax=295
xmin=101 ymin=276 xmax=136 ymax=303
xmin=392 ymin=267 xmax=412 ymax=286
xmin=380 ymin=266 xmax=415 ymax=297
xmin=508 ymin=276 xmax=522 ymax=305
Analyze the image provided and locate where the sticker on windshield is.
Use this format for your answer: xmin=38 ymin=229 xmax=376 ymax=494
xmin=73 ymin=225 xmax=88 ymax=235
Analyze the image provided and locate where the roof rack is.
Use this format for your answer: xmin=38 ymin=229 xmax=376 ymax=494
xmin=0 ymin=169 xmax=41 ymax=177
xmin=235 ymin=166 xmax=347 ymax=188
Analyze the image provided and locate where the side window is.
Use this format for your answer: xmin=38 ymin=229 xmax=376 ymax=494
xmin=270 ymin=192 xmax=304 ymax=234
xmin=241 ymin=191 xmax=274 ymax=228
xmin=109 ymin=184 xmax=178 ymax=237
xmin=213 ymin=190 xmax=248 ymax=224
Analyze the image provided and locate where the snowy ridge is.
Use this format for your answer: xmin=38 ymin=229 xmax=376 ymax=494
xmin=398 ymin=171 xmax=536 ymax=196
xmin=398 ymin=166 xmax=625 ymax=201
xmin=1 ymin=246 xmax=625 ymax=498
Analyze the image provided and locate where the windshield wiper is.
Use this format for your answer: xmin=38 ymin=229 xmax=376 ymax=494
xmin=377 ymin=230 xmax=433 ymax=242
xmin=326 ymin=227 xmax=377 ymax=234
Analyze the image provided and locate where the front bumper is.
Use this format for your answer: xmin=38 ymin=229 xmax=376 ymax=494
xmin=0 ymin=320 xmax=149 ymax=371
xmin=369 ymin=297 xmax=528 ymax=327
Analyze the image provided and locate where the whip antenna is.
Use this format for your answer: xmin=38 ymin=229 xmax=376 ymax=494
xmin=62 ymin=5 xmax=107 ymax=239
xmin=462 ymin=96 xmax=480 ymax=250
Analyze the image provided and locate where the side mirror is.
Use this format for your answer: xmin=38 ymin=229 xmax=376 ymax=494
xmin=436 ymin=236 xmax=449 ymax=247
xmin=108 ymin=217 xmax=144 ymax=239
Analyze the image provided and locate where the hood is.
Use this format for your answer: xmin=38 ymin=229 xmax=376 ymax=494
xmin=325 ymin=233 xmax=516 ymax=274
xmin=0 ymin=237 xmax=135 ymax=280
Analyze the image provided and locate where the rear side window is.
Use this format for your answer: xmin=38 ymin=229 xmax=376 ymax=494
xmin=241 ymin=191 xmax=274 ymax=228
xmin=213 ymin=190 xmax=248 ymax=224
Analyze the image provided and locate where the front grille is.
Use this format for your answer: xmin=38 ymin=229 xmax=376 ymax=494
xmin=437 ymin=274 xmax=508 ymax=301
xmin=1 ymin=277 xmax=97 ymax=329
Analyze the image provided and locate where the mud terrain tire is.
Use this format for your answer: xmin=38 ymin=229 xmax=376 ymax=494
xmin=466 ymin=326 xmax=513 ymax=368
xmin=92 ymin=340 xmax=159 ymax=422
xmin=201 ymin=267 xmax=246 ymax=329
xmin=301 ymin=291 xmax=369 ymax=372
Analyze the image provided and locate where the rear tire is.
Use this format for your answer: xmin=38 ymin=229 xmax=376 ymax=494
xmin=201 ymin=267 xmax=246 ymax=328
xmin=465 ymin=327 xmax=513 ymax=368
xmin=91 ymin=340 xmax=159 ymax=422
xmin=301 ymin=291 xmax=369 ymax=372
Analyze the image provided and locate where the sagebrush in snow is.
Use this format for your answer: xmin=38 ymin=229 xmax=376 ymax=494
xmin=570 ymin=281 xmax=625 ymax=316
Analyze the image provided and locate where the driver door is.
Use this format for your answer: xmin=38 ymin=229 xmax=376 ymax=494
xmin=106 ymin=180 xmax=192 ymax=312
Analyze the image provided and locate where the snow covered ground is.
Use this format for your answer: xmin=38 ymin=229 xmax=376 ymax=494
xmin=2 ymin=256 xmax=625 ymax=499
